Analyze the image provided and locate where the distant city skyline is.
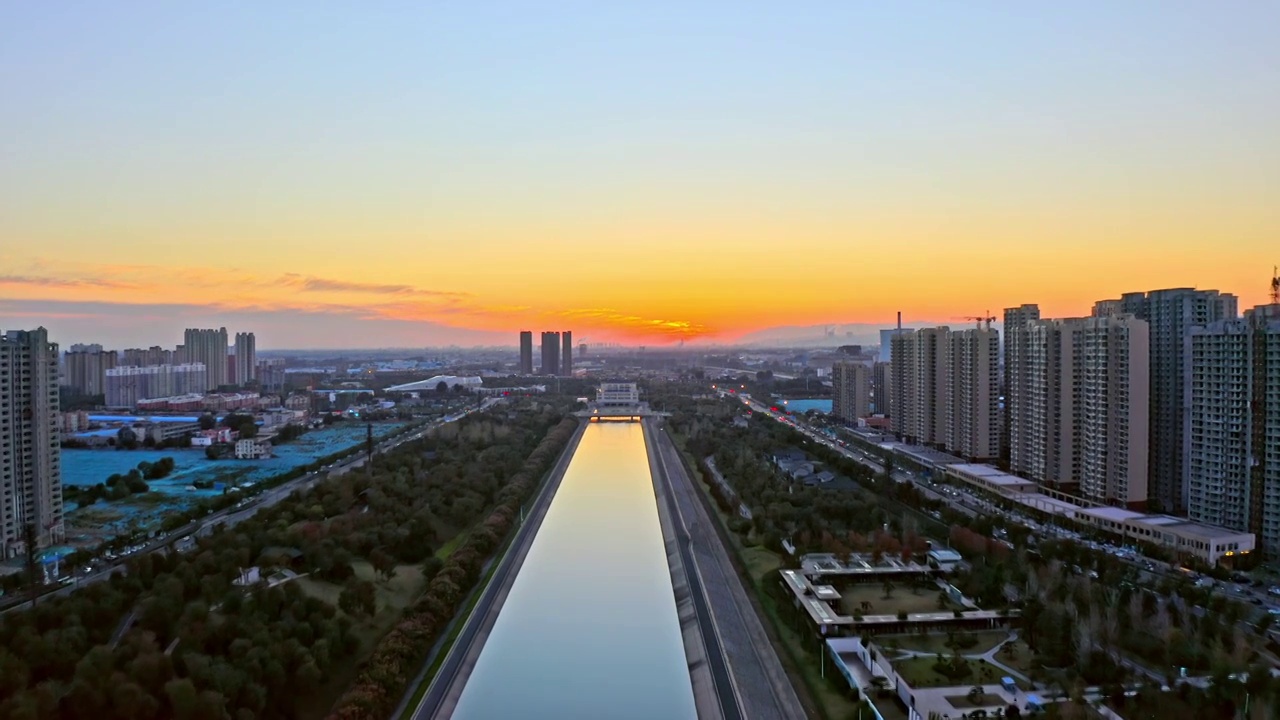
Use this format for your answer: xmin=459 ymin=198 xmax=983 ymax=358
xmin=2 ymin=4 xmax=1277 ymax=348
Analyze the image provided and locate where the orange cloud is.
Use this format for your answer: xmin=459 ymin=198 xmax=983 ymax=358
xmin=277 ymin=274 xmax=470 ymax=297
xmin=0 ymin=274 xmax=137 ymax=290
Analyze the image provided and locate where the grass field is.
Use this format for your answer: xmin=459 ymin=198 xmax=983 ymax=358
xmin=839 ymin=583 xmax=949 ymax=616
xmin=742 ymin=545 xmax=783 ymax=584
xmin=434 ymin=527 xmax=469 ymax=560
xmin=992 ymin=639 xmax=1037 ymax=676
xmin=294 ymin=559 xmax=427 ymax=718
xmin=879 ymin=630 xmax=1011 ymax=657
xmin=893 ymin=656 xmax=1006 ymax=688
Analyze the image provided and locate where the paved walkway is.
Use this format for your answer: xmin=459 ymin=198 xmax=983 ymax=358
xmin=652 ymin=421 xmax=807 ymax=720
xmin=883 ymin=630 xmax=1033 ymax=685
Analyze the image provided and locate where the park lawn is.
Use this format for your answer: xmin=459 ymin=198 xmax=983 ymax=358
xmin=879 ymin=630 xmax=1012 ymax=657
xmin=992 ymin=639 xmax=1037 ymax=676
xmin=294 ymin=560 xmax=426 ymax=719
xmin=742 ymin=544 xmax=783 ymax=585
xmin=839 ymin=583 xmax=950 ymax=617
xmin=434 ymin=527 xmax=469 ymax=560
xmin=892 ymin=656 xmax=1006 ymax=689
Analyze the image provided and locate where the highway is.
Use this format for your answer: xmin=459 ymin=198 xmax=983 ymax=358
xmin=408 ymin=421 xmax=586 ymax=720
xmin=2 ymin=403 xmax=492 ymax=615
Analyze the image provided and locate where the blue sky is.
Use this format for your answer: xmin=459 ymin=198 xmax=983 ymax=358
xmin=2 ymin=3 xmax=1277 ymax=348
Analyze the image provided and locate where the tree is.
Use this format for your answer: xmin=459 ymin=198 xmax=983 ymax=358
xmin=339 ymin=579 xmax=376 ymax=617
xmin=117 ymin=426 xmax=139 ymax=450
xmin=436 ymin=381 xmax=449 ymax=395
xmin=164 ymin=678 xmax=199 ymax=720
xmin=968 ymin=684 xmax=986 ymax=704
xmin=1005 ymin=705 xmax=1022 ymax=719
xmin=883 ymin=580 xmax=895 ymax=599
xmin=369 ymin=548 xmax=397 ymax=581
xmin=198 ymin=413 xmax=216 ymax=430
xmin=237 ymin=421 xmax=258 ymax=439
xmin=421 ymin=556 xmax=444 ymax=580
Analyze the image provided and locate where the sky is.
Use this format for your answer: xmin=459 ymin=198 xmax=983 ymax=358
xmin=2 ymin=2 xmax=1278 ymax=349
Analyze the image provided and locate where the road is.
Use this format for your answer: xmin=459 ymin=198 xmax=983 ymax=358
xmin=408 ymin=421 xmax=586 ymax=720
xmin=647 ymin=424 xmax=743 ymax=720
xmin=649 ymin=419 xmax=808 ymax=720
xmin=2 ymin=403 xmax=494 ymax=615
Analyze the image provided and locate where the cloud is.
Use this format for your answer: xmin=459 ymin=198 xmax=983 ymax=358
xmin=554 ymin=307 xmax=711 ymax=338
xmin=0 ymin=298 xmax=511 ymax=349
xmin=0 ymin=274 xmax=136 ymax=290
xmin=278 ymin=274 xmax=469 ymax=297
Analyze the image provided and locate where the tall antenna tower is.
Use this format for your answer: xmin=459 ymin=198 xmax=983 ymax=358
xmin=1272 ymin=266 xmax=1279 ymax=305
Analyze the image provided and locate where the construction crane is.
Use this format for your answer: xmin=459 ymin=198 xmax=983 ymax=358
xmin=1272 ymin=266 xmax=1279 ymax=305
xmin=955 ymin=312 xmax=996 ymax=330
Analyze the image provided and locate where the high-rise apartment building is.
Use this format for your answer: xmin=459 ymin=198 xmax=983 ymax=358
xmin=540 ymin=332 xmax=560 ymax=376
xmin=891 ymin=328 xmax=950 ymax=446
xmin=831 ymin=361 xmax=872 ymax=421
xmin=0 ymin=328 xmax=64 ymax=557
xmin=946 ymin=328 xmax=1000 ymax=461
xmin=879 ymin=328 xmax=911 ymax=363
xmin=183 ymin=328 xmax=228 ymax=390
xmin=891 ymin=326 xmax=998 ymax=460
xmin=121 ymin=346 xmax=176 ymax=367
xmin=872 ymin=361 xmax=892 ymax=416
xmin=1188 ymin=304 xmax=1280 ymax=553
xmin=1003 ymin=304 xmax=1041 ymax=470
xmin=1077 ymin=315 xmax=1150 ymax=507
xmin=62 ymin=348 xmax=118 ymax=396
xmin=105 ymin=363 xmax=209 ymax=408
xmin=257 ymin=358 xmax=286 ymax=393
xmin=234 ymin=332 xmax=256 ymax=385
xmin=1094 ymin=288 xmax=1238 ymax=512
xmin=519 ymin=331 xmax=534 ymax=375
xmin=1021 ymin=318 xmax=1077 ymax=489
xmin=68 ymin=343 xmax=103 ymax=353
xmin=1006 ymin=313 xmax=1150 ymax=507
xmin=561 ymin=331 xmax=573 ymax=376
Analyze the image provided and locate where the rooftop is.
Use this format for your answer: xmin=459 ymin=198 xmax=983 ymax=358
xmin=896 ymin=446 xmax=966 ymax=467
xmin=1080 ymin=506 xmax=1145 ymax=523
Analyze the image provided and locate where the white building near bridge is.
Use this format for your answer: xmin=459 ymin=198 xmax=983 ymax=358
xmin=597 ymin=382 xmax=639 ymax=407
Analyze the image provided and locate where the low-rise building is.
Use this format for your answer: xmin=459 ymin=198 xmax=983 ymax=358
xmin=939 ymin=462 xmax=1255 ymax=564
xmin=234 ymin=439 xmax=271 ymax=459
xmin=59 ymin=411 xmax=91 ymax=435
xmin=190 ymin=428 xmax=233 ymax=447
xmin=144 ymin=422 xmax=201 ymax=444
xmin=597 ymin=382 xmax=640 ymax=406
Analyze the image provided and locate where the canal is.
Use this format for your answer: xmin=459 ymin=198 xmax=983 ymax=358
xmin=451 ymin=421 xmax=696 ymax=720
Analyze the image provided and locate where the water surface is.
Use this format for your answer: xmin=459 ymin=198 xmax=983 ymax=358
xmin=452 ymin=422 xmax=695 ymax=720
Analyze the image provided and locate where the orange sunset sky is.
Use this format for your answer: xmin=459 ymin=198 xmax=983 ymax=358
xmin=2 ymin=4 xmax=1277 ymax=348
